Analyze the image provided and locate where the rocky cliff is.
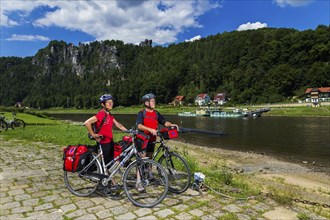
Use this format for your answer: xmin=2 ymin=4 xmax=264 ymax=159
xmin=32 ymin=40 xmax=120 ymax=76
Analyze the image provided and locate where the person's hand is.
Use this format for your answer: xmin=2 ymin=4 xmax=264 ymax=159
xmin=92 ymin=134 xmax=103 ymax=142
xmin=171 ymin=124 xmax=179 ymax=131
xmin=149 ymin=128 xmax=158 ymax=136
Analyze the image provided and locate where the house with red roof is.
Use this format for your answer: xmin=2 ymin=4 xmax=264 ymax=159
xmin=195 ymin=93 xmax=211 ymax=106
xmin=213 ymin=93 xmax=227 ymax=105
xmin=305 ymin=87 xmax=330 ymax=105
xmin=172 ymin=96 xmax=185 ymax=106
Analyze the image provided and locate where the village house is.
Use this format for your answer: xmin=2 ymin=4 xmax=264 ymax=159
xmin=195 ymin=93 xmax=211 ymax=106
xmin=213 ymin=93 xmax=227 ymax=105
xmin=15 ymin=102 xmax=23 ymax=108
xmin=172 ymin=96 xmax=185 ymax=106
xmin=305 ymin=87 xmax=330 ymax=106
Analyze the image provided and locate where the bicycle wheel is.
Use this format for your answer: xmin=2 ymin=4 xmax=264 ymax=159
xmin=0 ymin=121 xmax=8 ymax=131
xmin=11 ymin=119 xmax=25 ymax=129
xmin=64 ymin=154 xmax=101 ymax=197
xmin=158 ymin=152 xmax=191 ymax=194
xmin=123 ymin=159 xmax=168 ymax=208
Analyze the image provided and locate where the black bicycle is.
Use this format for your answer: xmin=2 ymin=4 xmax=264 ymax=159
xmin=152 ymin=128 xmax=191 ymax=194
xmin=0 ymin=112 xmax=25 ymax=131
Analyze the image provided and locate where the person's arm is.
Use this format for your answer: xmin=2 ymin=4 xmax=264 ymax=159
xmin=113 ymin=118 xmax=127 ymax=131
xmin=158 ymin=112 xmax=179 ymax=130
xmin=84 ymin=116 xmax=103 ymax=142
xmin=137 ymin=124 xmax=158 ymax=136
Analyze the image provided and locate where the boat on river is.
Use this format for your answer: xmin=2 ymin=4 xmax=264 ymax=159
xmin=178 ymin=107 xmax=271 ymax=118
xmin=242 ymin=108 xmax=271 ymax=117
xmin=177 ymin=112 xmax=197 ymax=117
xmin=195 ymin=109 xmax=210 ymax=116
xmin=210 ymin=111 xmax=243 ymax=118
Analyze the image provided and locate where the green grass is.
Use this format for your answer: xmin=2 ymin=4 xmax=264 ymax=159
xmin=0 ymin=112 xmax=59 ymax=125
xmin=265 ymin=106 xmax=330 ymax=117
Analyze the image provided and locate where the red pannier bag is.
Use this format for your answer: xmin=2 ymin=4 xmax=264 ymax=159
xmin=134 ymin=132 xmax=149 ymax=152
xmin=160 ymin=127 xmax=179 ymax=140
xmin=122 ymin=135 xmax=133 ymax=144
xmin=114 ymin=136 xmax=133 ymax=159
xmin=63 ymin=145 xmax=89 ymax=172
xmin=114 ymin=142 xmax=123 ymax=159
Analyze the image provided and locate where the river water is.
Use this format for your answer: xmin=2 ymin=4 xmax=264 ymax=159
xmin=50 ymin=113 xmax=330 ymax=170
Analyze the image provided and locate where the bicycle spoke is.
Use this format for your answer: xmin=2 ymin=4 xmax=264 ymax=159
xmin=123 ymin=159 xmax=168 ymax=208
xmin=64 ymin=154 xmax=100 ymax=197
xmin=159 ymin=152 xmax=191 ymax=194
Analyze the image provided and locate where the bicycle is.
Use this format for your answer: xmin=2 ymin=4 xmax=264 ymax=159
xmin=0 ymin=112 xmax=26 ymax=131
xmin=152 ymin=127 xmax=191 ymax=194
xmin=63 ymin=129 xmax=169 ymax=208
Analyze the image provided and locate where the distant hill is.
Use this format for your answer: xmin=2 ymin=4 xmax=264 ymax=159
xmin=1 ymin=25 xmax=329 ymax=108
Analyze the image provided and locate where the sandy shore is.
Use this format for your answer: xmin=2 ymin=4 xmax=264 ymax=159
xmin=170 ymin=140 xmax=330 ymax=207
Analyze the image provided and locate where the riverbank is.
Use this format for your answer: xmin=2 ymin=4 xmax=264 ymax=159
xmin=169 ymin=140 xmax=330 ymax=214
xmin=2 ymin=104 xmax=330 ymax=117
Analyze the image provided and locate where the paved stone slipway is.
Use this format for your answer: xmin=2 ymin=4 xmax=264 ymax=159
xmin=0 ymin=137 xmax=325 ymax=220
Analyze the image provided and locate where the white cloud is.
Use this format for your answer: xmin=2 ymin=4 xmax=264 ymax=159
xmin=0 ymin=1 xmax=47 ymax=26
xmin=273 ymin=0 xmax=314 ymax=7
xmin=185 ymin=35 xmax=201 ymax=42
xmin=237 ymin=22 xmax=268 ymax=31
xmin=1 ymin=0 xmax=220 ymax=45
xmin=1 ymin=13 xmax=19 ymax=26
xmin=6 ymin=34 xmax=50 ymax=41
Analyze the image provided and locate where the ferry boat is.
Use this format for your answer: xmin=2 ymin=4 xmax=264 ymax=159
xmin=195 ymin=109 xmax=210 ymax=116
xmin=177 ymin=112 xmax=197 ymax=117
xmin=210 ymin=111 xmax=243 ymax=118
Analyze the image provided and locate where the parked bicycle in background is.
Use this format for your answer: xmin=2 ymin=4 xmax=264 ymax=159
xmin=0 ymin=112 xmax=26 ymax=131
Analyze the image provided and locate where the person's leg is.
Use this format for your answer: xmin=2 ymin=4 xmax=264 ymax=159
xmin=101 ymin=142 xmax=110 ymax=164
xmin=146 ymin=143 xmax=155 ymax=159
xmin=99 ymin=142 xmax=120 ymax=193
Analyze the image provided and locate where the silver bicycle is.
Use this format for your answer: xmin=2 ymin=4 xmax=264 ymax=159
xmin=63 ymin=129 xmax=169 ymax=208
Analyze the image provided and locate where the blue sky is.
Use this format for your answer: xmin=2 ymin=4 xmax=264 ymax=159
xmin=1 ymin=0 xmax=329 ymax=57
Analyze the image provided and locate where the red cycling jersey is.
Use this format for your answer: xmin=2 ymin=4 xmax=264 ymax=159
xmin=95 ymin=110 xmax=114 ymax=144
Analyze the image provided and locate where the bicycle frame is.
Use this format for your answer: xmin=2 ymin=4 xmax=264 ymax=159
xmin=80 ymin=137 xmax=142 ymax=187
xmin=152 ymin=135 xmax=170 ymax=160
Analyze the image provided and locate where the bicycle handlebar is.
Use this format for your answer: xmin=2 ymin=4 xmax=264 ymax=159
xmin=123 ymin=129 xmax=143 ymax=136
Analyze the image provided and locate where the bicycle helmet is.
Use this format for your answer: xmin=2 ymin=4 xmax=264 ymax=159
xmin=141 ymin=93 xmax=156 ymax=102
xmin=99 ymin=94 xmax=113 ymax=103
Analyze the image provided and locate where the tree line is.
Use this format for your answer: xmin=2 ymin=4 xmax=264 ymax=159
xmin=0 ymin=25 xmax=329 ymax=109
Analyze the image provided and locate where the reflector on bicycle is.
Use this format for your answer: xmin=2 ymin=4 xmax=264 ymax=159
xmin=160 ymin=127 xmax=179 ymax=140
xmin=63 ymin=145 xmax=90 ymax=172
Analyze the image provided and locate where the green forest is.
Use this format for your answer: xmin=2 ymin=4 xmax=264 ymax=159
xmin=0 ymin=25 xmax=329 ymax=109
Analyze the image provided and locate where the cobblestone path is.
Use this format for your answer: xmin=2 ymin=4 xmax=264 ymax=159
xmin=0 ymin=137 xmax=322 ymax=220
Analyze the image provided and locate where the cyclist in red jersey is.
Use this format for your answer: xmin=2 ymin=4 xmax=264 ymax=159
xmin=84 ymin=94 xmax=127 ymax=195
xmin=85 ymin=94 xmax=127 ymax=163
xmin=135 ymin=93 xmax=178 ymax=191
xmin=136 ymin=93 xmax=178 ymax=158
